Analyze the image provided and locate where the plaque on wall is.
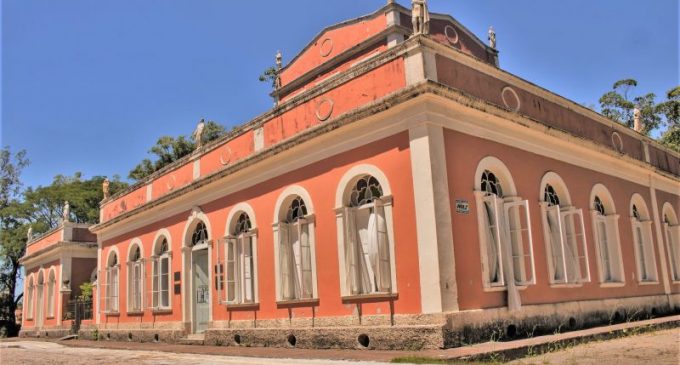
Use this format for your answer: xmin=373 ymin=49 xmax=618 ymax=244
xmin=174 ymin=272 xmax=181 ymax=281
xmin=174 ymin=283 xmax=181 ymax=294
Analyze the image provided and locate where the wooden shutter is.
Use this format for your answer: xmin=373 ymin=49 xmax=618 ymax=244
xmin=504 ymin=200 xmax=535 ymax=286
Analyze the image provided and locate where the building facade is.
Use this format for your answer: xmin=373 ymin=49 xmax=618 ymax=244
xmin=21 ymin=2 xmax=680 ymax=349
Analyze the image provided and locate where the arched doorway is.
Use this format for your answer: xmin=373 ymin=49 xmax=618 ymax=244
xmin=185 ymin=219 xmax=211 ymax=334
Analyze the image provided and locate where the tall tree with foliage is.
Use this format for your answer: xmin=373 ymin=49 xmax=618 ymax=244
xmin=129 ymin=121 xmax=226 ymax=181
xmin=657 ymin=86 xmax=680 ymax=152
xmin=599 ymin=79 xmax=661 ymax=135
xmin=0 ymin=147 xmax=30 ymax=336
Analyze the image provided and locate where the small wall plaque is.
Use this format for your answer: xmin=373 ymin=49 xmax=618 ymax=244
xmin=174 ymin=283 xmax=181 ymax=295
xmin=174 ymin=272 xmax=181 ymax=281
xmin=456 ymin=199 xmax=470 ymax=214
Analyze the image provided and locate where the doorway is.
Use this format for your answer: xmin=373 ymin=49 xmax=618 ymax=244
xmin=192 ymin=249 xmax=209 ymax=333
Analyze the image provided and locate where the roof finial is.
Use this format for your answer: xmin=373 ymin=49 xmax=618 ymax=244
xmin=102 ymin=177 xmax=110 ymax=200
xmin=488 ymin=26 xmax=497 ymax=49
xmin=192 ymin=118 xmax=206 ymax=149
xmin=411 ymin=0 xmax=430 ymax=36
xmin=62 ymin=201 xmax=70 ymax=223
xmin=633 ymin=106 xmax=643 ymax=133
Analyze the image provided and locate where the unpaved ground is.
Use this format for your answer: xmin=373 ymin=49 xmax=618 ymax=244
xmin=0 ymin=341 xmax=385 ymax=365
xmin=509 ymin=328 xmax=680 ymax=365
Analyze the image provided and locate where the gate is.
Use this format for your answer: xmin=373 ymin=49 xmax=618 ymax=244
xmin=63 ymin=299 xmax=93 ymax=334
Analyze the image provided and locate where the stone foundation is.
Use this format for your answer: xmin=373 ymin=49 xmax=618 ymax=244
xmin=19 ymin=327 xmax=71 ymax=339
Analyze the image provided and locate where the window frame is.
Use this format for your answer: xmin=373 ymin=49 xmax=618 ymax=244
xmin=629 ymin=198 xmax=659 ymax=284
xmin=219 ymin=211 xmax=259 ymax=306
xmin=588 ymin=187 xmax=625 ymax=286
xmin=46 ymin=269 xmax=56 ymax=318
xmin=664 ymin=222 xmax=680 ymax=283
xmin=150 ymin=237 xmax=172 ymax=311
xmin=540 ymin=203 xmax=591 ymax=286
xmin=334 ymin=169 xmax=397 ymax=299
xmin=127 ymin=244 xmax=145 ymax=313
xmin=26 ymin=278 xmax=34 ymax=320
xmin=104 ymin=260 xmax=120 ymax=314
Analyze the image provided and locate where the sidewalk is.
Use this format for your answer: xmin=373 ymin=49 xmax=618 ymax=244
xmin=12 ymin=315 xmax=680 ymax=363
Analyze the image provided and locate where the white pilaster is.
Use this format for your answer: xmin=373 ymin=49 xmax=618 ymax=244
xmin=649 ymin=175 xmax=671 ymax=294
xmin=254 ymin=127 xmax=265 ymax=152
xmin=409 ymin=123 xmax=458 ymax=313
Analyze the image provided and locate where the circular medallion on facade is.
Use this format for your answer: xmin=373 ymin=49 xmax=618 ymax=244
xmin=444 ymin=25 xmax=459 ymax=45
xmin=501 ymin=86 xmax=521 ymax=113
xmin=166 ymin=174 xmax=177 ymax=191
xmin=611 ymin=131 xmax=624 ymax=153
xmin=319 ymin=38 xmax=333 ymax=57
xmin=219 ymin=146 xmax=233 ymax=166
xmin=315 ymin=98 xmax=334 ymax=121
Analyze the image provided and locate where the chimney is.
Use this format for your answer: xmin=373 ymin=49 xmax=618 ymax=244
xmin=633 ymin=107 xmax=643 ymax=133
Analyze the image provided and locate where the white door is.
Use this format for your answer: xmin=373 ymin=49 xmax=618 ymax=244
xmin=192 ymin=249 xmax=210 ymax=333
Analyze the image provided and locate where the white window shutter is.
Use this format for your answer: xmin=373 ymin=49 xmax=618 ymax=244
xmin=546 ymin=205 xmax=566 ymax=283
xmin=298 ymin=220 xmax=314 ymax=298
xmin=278 ymin=223 xmax=295 ymax=300
xmin=561 ymin=209 xmax=590 ymax=283
xmin=151 ymin=258 xmax=159 ymax=309
xmin=482 ymin=195 xmax=503 ymax=286
xmin=504 ymin=199 xmax=535 ymax=286
xmin=226 ymin=237 xmax=238 ymax=303
xmin=242 ymin=235 xmax=254 ymax=303
xmin=343 ymin=207 xmax=362 ymax=295
xmin=374 ymin=200 xmax=391 ymax=293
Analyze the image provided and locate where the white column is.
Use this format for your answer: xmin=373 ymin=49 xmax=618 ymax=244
xmin=409 ymin=123 xmax=458 ymax=313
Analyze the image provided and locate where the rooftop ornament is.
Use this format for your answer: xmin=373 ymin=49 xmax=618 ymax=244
xmin=192 ymin=118 xmax=206 ymax=149
xmin=488 ymin=26 xmax=497 ymax=49
xmin=63 ymin=201 xmax=70 ymax=223
xmin=412 ymin=0 xmax=430 ymax=36
xmin=27 ymin=226 xmax=33 ymax=241
xmin=102 ymin=178 xmax=110 ymax=200
xmin=275 ymin=50 xmax=283 ymax=90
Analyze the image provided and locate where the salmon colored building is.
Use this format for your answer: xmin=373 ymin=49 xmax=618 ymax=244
xmin=21 ymin=2 xmax=680 ymax=349
xmin=20 ymin=222 xmax=98 ymax=337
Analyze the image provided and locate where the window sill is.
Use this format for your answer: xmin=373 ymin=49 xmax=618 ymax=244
xmin=600 ymin=282 xmax=625 ymax=288
xmin=483 ymin=285 xmax=528 ymax=292
xmin=151 ymin=308 xmax=172 ymax=315
xmin=225 ymin=302 xmax=259 ymax=311
xmin=104 ymin=311 xmax=120 ymax=317
xmin=549 ymin=283 xmax=584 ymax=289
xmin=638 ymin=280 xmax=660 ymax=286
xmin=341 ymin=293 xmax=398 ymax=303
xmin=46 ymin=316 xmax=55 ymax=320
xmin=127 ymin=310 xmax=145 ymax=316
xmin=276 ymin=298 xmax=319 ymax=308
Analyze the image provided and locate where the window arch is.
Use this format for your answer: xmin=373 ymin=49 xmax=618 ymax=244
xmin=127 ymin=240 xmax=144 ymax=312
xmin=192 ymin=222 xmax=209 ymax=246
xmin=151 ymin=233 xmax=171 ymax=310
xmin=539 ymin=172 xmax=589 ymax=285
xmin=630 ymin=194 xmax=658 ymax=283
xmin=25 ymin=276 xmax=34 ymax=320
xmin=588 ymin=184 xmax=624 ymax=284
xmin=104 ymin=250 xmax=120 ymax=313
xmin=47 ymin=269 xmax=56 ymax=318
xmin=221 ymin=204 xmax=258 ymax=304
xmin=273 ymin=188 xmax=318 ymax=302
xmin=335 ymin=166 xmax=396 ymax=297
xmin=473 ymin=157 xmax=534 ymax=298
xmin=662 ymin=203 xmax=680 ymax=282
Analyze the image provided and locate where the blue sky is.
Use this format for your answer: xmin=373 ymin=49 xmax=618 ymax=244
xmin=2 ymin=0 xmax=679 ymax=190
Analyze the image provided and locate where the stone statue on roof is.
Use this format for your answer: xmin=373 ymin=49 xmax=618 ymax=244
xmin=27 ymin=226 xmax=33 ymax=241
xmin=275 ymin=50 xmax=283 ymax=89
xmin=488 ymin=26 xmax=497 ymax=49
xmin=102 ymin=178 xmax=110 ymax=200
xmin=412 ymin=0 xmax=430 ymax=36
xmin=192 ymin=119 xmax=206 ymax=149
xmin=63 ymin=201 xmax=70 ymax=222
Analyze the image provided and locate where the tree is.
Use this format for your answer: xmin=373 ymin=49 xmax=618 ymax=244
xmin=258 ymin=66 xmax=279 ymax=88
xmin=0 ymin=147 xmax=29 ymax=336
xmin=129 ymin=121 xmax=226 ymax=181
xmin=599 ymin=79 xmax=661 ymax=135
xmin=658 ymin=86 xmax=680 ymax=152
xmin=23 ymin=174 xmax=128 ymax=230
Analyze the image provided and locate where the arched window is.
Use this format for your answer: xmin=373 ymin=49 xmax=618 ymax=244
xmin=224 ymin=211 xmax=257 ymax=304
xmin=192 ymin=222 xmax=209 ymax=246
xmin=540 ymin=175 xmax=590 ymax=285
xmin=630 ymin=197 xmax=657 ymax=282
xmin=26 ymin=277 xmax=34 ymax=320
xmin=662 ymin=206 xmax=680 ymax=282
xmin=152 ymin=237 xmax=171 ymax=309
xmin=105 ymin=252 xmax=120 ymax=313
xmin=127 ymin=243 xmax=144 ymax=312
xmin=47 ymin=270 xmax=56 ymax=318
xmin=275 ymin=195 xmax=316 ymax=301
xmin=474 ymin=158 xmax=535 ymax=292
xmin=589 ymin=185 xmax=624 ymax=284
